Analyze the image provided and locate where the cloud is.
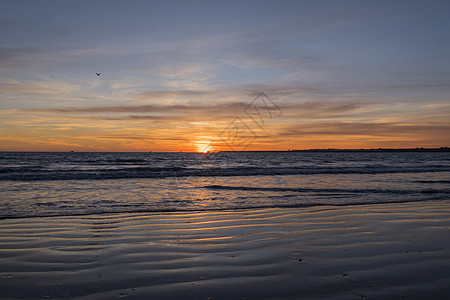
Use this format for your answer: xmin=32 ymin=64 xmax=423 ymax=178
xmin=0 ymin=47 xmax=42 ymax=69
xmin=215 ymin=3 xmax=388 ymax=73
xmin=0 ymin=81 xmax=104 ymax=110
xmin=136 ymin=90 xmax=211 ymax=99
xmin=279 ymin=121 xmax=450 ymax=138
xmin=80 ymin=115 xmax=182 ymax=121
xmin=283 ymin=101 xmax=365 ymax=114
xmin=0 ymin=77 xmax=80 ymax=95
xmin=26 ymin=101 xmax=250 ymax=114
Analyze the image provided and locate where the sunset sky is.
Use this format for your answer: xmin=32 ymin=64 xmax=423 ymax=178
xmin=1 ymin=0 xmax=449 ymax=152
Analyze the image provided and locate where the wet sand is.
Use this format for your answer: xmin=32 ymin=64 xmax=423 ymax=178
xmin=1 ymin=200 xmax=450 ymax=299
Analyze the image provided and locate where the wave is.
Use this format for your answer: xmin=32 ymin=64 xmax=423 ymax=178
xmin=1 ymin=165 xmax=449 ymax=181
xmin=2 ymin=197 xmax=449 ymax=220
xmin=204 ymin=184 xmax=450 ymax=195
xmin=415 ymin=180 xmax=450 ymax=184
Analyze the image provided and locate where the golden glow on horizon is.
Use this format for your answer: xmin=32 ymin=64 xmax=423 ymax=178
xmin=193 ymin=140 xmax=215 ymax=153
xmin=0 ymin=100 xmax=448 ymax=152
xmin=0 ymin=127 xmax=448 ymax=152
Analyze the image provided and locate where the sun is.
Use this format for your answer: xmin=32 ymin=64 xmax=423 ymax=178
xmin=198 ymin=143 xmax=211 ymax=153
xmin=194 ymin=140 xmax=216 ymax=153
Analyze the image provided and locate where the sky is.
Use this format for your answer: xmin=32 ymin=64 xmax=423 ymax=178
xmin=0 ymin=0 xmax=449 ymax=152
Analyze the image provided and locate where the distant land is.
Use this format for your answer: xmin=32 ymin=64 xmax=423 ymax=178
xmin=287 ymin=147 xmax=449 ymax=152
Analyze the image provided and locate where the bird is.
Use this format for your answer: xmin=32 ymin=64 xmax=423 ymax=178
xmin=96 ymin=73 xmax=101 ymax=76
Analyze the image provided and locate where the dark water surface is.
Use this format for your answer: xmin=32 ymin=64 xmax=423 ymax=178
xmin=1 ymin=151 xmax=449 ymax=218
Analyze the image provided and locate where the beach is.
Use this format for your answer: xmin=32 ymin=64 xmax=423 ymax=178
xmin=2 ymin=0 xmax=450 ymax=298
xmin=1 ymin=200 xmax=449 ymax=299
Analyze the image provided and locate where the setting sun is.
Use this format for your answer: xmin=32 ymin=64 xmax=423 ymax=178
xmin=194 ymin=141 xmax=213 ymax=153
xmin=193 ymin=140 xmax=222 ymax=153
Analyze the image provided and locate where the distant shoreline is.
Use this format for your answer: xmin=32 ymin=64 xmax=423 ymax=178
xmin=287 ymin=147 xmax=450 ymax=152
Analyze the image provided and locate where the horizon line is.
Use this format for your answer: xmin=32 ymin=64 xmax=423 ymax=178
xmin=1 ymin=146 xmax=448 ymax=153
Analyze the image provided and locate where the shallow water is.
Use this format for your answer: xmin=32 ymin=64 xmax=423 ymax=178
xmin=1 ymin=151 xmax=449 ymax=218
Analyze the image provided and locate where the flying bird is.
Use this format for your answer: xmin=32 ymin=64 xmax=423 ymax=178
xmin=96 ymin=73 xmax=101 ymax=76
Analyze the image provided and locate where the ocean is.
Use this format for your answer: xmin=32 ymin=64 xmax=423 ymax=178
xmin=1 ymin=151 xmax=449 ymax=219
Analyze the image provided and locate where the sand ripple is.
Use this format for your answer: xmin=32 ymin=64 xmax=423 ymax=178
xmin=1 ymin=201 xmax=450 ymax=299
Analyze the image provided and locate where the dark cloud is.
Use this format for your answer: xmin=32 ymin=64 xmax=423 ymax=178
xmin=280 ymin=122 xmax=450 ymax=137
xmin=128 ymin=115 xmax=177 ymax=120
xmin=72 ymin=115 xmax=181 ymax=121
xmin=30 ymin=104 xmax=192 ymax=113
xmin=27 ymin=101 xmax=250 ymax=114
xmin=136 ymin=90 xmax=211 ymax=99
xmin=95 ymin=135 xmax=153 ymax=141
xmin=24 ymin=98 xmax=372 ymax=124
xmin=97 ymin=134 xmax=189 ymax=142
xmin=283 ymin=101 xmax=364 ymax=115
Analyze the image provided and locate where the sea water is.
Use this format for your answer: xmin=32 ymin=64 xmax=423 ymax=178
xmin=1 ymin=151 xmax=449 ymax=218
